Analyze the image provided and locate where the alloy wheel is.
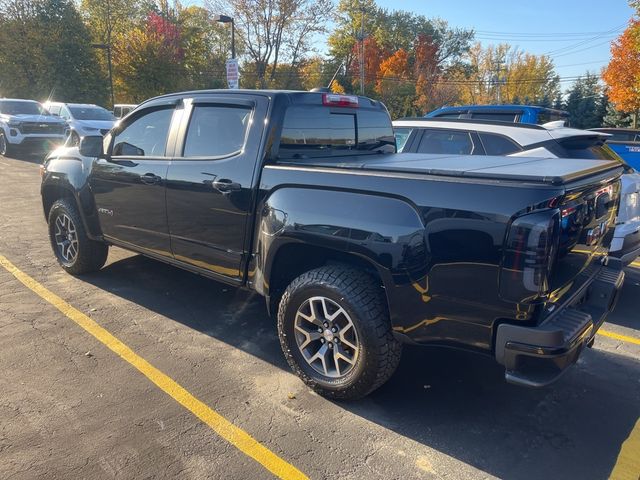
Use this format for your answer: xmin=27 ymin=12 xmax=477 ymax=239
xmin=0 ymin=133 xmax=6 ymax=156
xmin=54 ymin=213 xmax=79 ymax=263
xmin=294 ymin=296 xmax=360 ymax=378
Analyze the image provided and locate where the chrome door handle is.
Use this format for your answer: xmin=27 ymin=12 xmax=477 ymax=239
xmin=212 ymin=179 xmax=241 ymax=193
xmin=140 ymin=173 xmax=161 ymax=185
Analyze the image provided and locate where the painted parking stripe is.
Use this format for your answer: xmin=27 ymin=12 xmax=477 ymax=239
xmin=598 ymin=329 xmax=640 ymax=346
xmin=0 ymin=254 xmax=308 ymax=480
xmin=610 ymin=417 xmax=640 ymax=480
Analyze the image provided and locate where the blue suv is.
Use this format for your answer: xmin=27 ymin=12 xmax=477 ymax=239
xmin=426 ymin=105 xmax=569 ymax=125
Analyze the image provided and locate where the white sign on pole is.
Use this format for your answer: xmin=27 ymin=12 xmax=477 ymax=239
xmin=226 ymin=59 xmax=239 ymax=89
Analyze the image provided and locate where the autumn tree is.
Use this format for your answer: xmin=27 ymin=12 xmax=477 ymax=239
xmin=329 ymin=0 xmax=472 ymax=95
xmin=112 ymin=11 xmax=184 ymax=102
xmin=454 ymin=43 xmax=559 ymax=105
xmin=207 ymin=0 xmax=332 ymax=88
xmin=349 ymin=36 xmax=385 ymax=95
xmin=375 ymin=49 xmax=414 ymax=118
xmin=603 ymin=20 xmax=640 ymax=127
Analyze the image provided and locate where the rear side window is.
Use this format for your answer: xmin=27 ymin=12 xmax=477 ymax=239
xmin=433 ymin=113 xmax=464 ymax=119
xmin=537 ymin=110 xmax=569 ymax=125
xmin=417 ymin=129 xmax=474 ymax=155
xmin=394 ymin=127 xmax=412 ymax=152
xmin=470 ymin=112 xmax=518 ymax=122
xmin=606 ymin=132 xmax=639 ymax=142
xmin=478 ymin=133 xmax=521 ymax=155
xmin=183 ymin=105 xmax=251 ymax=157
xmin=278 ymin=106 xmax=394 ymax=159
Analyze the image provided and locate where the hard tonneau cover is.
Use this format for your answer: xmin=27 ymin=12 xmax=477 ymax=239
xmin=285 ymin=153 xmax=622 ymax=186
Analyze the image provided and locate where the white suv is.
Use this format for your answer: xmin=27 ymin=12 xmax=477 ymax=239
xmin=394 ymin=118 xmax=640 ymax=265
xmin=44 ymin=102 xmax=116 ymax=146
xmin=0 ymin=99 xmax=68 ymax=156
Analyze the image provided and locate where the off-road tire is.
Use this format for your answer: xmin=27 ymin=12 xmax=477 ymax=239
xmin=48 ymin=198 xmax=108 ymax=275
xmin=278 ymin=265 xmax=402 ymax=400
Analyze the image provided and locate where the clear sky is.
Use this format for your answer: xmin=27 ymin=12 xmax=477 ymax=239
xmin=374 ymin=0 xmax=635 ymax=83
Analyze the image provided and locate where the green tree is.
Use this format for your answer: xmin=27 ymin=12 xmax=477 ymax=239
xmin=178 ymin=5 xmax=230 ymax=89
xmin=563 ymin=73 xmax=607 ymax=129
xmin=209 ymin=0 xmax=332 ymax=88
xmin=0 ymin=0 xmax=107 ymax=103
xmin=602 ymin=98 xmax=634 ymax=127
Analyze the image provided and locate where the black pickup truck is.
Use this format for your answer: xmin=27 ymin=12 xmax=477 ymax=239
xmin=41 ymin=90 xmax=625 ymax=399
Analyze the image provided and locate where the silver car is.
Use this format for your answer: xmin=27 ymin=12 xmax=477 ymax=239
xmin=44 ymin=102 xmax=116 ymax=146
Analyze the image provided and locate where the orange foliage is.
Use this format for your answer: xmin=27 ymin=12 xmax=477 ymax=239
xmin=376 ymin=48 xmax=409 ymax=88
xmin=603 ymin=20 xmax=640 ymax=113
xmin=350 ymin=37 xmax=386 ymax=88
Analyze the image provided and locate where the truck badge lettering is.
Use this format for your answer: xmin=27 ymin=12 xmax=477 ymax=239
xmin=98 ymin=207 xmax=114 ymax=217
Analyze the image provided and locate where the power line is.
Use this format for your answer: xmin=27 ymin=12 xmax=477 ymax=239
xmin=474 ymin=28 xmax=625 ymax=37
xmin=543 ymin=23 xmax=625 ymax=56
xmin=549 ymin=38 xmax=619 ymax=58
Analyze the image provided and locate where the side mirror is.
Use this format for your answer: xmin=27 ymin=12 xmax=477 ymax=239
xmin=78 ymin=135 xmax=104 ymax=158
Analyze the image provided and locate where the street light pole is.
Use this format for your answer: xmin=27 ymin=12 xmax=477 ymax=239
xmin=216 ymin=15 xmax=235 ymax=59
xmin=231 ymin=19 xmax=235 ymax=60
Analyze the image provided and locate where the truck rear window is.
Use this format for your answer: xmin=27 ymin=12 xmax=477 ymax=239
xmin=278 ymin=106 xmax=395 ymax=159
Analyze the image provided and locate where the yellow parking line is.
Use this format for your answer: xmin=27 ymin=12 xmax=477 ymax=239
xmin=610 ymin=417 xmax=640 ymax=480
xmin=598 ymin=329 xmax=640 ymax=346
xmin=0 ymin=254 xmax=307 ymax=480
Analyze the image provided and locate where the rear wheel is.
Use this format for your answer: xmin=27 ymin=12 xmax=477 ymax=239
xmin=278 ymin=265 xmax=402 ymax=400
xmin=48 ymin=198 xmax=108 ymax=275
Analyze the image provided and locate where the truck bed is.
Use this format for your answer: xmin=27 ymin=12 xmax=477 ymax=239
xmin=285 ymin=153 xmax=622 ymax=186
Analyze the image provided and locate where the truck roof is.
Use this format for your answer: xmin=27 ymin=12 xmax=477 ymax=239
xmin=136 ymin=89 xmax=387 ymax=111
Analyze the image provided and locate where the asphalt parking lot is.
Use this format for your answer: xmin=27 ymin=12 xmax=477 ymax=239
xmin=0 ymin=153 xmax=639 ymax=480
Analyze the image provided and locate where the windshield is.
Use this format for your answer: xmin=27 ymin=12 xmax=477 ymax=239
xmin=0 ymin=100 xmax=47 ymax=116
xmin=69 ymin=106 xmax=115 ymax=121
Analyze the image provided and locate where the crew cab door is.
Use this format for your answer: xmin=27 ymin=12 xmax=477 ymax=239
xmin=90 ymin=103 xmax=180 ymax=257
xmin=166 ymin=95 xmax=267 ymax=282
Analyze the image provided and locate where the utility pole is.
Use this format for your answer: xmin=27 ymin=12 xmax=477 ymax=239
xmin=492 ymin=57 xmax=505 ymax=104
xmin=358 ymin=5 xmax=366 ymax=95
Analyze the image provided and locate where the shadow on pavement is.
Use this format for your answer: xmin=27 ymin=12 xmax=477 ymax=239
xmin=606 ymin=266 xmax=640 ymax=330
xmin=3 ymin=151 xmax=49 ymax=164
xmin=80 ymin=253 xmax=640 ymax=480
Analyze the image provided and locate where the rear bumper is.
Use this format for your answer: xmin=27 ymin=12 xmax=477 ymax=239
xmin=495 ymin=260 xmax=625 ymax=387
xmin=610 ymin=222 xmax=640 ymax=265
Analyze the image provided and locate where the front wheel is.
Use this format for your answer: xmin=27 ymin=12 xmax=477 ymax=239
xmin=278 ymin=265 xmax=402 ymax=400
xmin=0 ymin=131 xmax=13 ymax=157
xmin=48 ymin=198 xmax=109 ymax=275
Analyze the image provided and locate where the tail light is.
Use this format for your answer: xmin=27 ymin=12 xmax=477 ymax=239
xmin=499 ymin=210 xmax=560 ymax=304
xmin=322 ymin=93 xmax=359 ymax=108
